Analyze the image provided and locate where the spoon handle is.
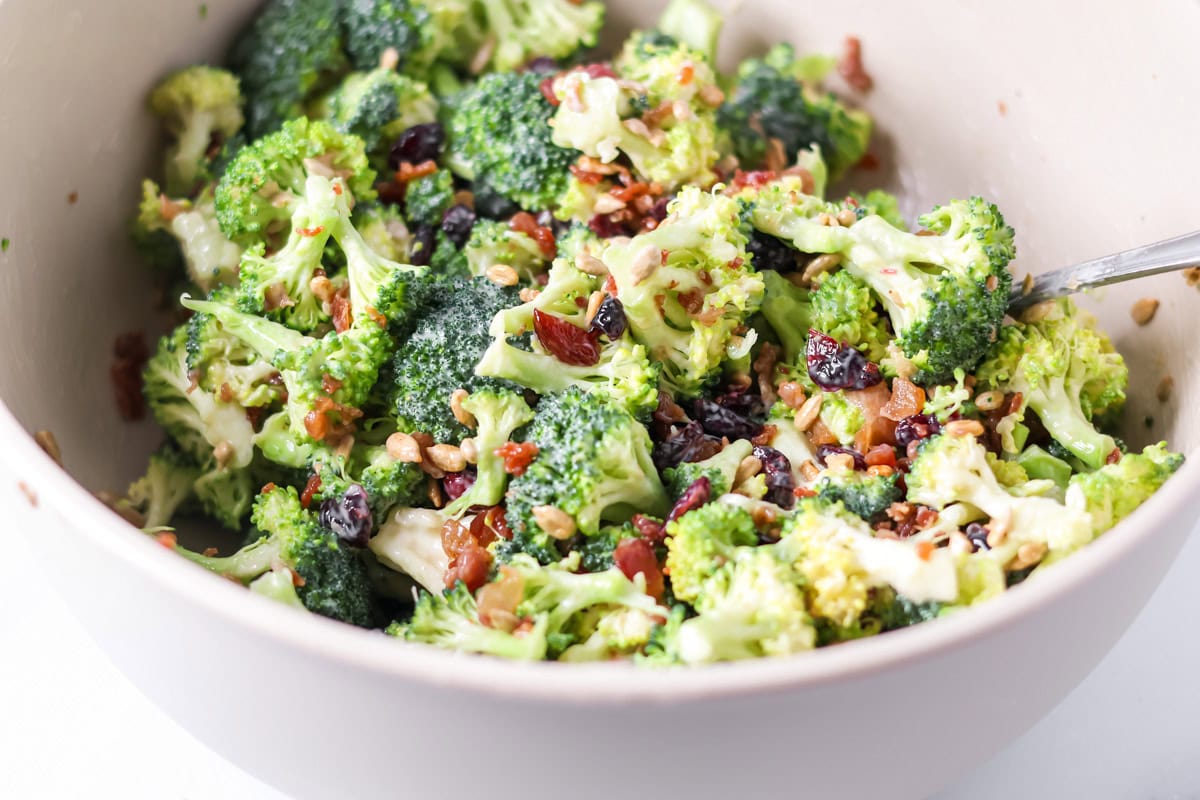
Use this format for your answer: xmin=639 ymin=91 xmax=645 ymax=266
xmin=1008 ymin=230 xmax=1200 ymax=313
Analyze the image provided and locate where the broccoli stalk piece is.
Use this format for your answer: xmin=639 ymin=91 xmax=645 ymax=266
xmin=125 ymin=444 xmax=203 ymax=529
xmin=906 ymin=432 xmax=1096 ymax=566
xmin=227 ymin=0 xmax=347 ymax=139
xmin=170 ymin=485 xmax=375 ymax=626
xmin=463 ymin=219 xmax=549 ymax=282
xmin=475 ymin=259 xmax=661 ymax=417
xmin=598 ymin=187 xmax=763 ymax=396
xmin=975 ymin=299 xmax=1128 ymax=470
xmin=815 ymin=468 xmax=903 ymax=523
xmin=505 ymin=388 xmax=670 ymax=563
xmin=135 ymin=180 xmax=243 ymax=292
xmin=663 ymin=438 xmax=754 ymax=500
xmin=390 ymin=552 xmax=665 ymax=661
xmin=550 ymin=37 xmax=721 ymax=190
xmin=751 ymin=185 xmax=1015 ymax=384
xmin=446 ymin=72 xmax=577 ymax=211
xmin=248 ymin=566 xmax=309 ymax=608
xmin=323 ymin=67 xmax=438 ymax=160
xmin=1066 ymin=443 xmax=1183 ymax=536
xmin=180 ymin=294 xmax=390 ymax=453
xmin=369 ymin=506 xmax=448 ymax=594
xmin=718 ymin=43 xmax=871 ymax=178
xmin=148 ymin=65 xmax=244 ymax=197
xmin=444 ymin=389 xmax=535 ymax=516
xmin=453 ymin=0 xmax=604 ymax=74
xmin=215 ymin=117 xmax=375 ymax=249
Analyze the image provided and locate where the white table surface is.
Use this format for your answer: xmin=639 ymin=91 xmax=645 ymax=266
xmin=3 ymin=517 xmax=1199 ymax=800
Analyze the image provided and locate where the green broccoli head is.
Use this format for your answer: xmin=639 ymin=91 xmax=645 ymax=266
xmin=810 ymin=269 xmax=892 ymax=363
xmin=664 ymin=501 xmax=759 ymax=604
xmin=452 ymin=0 xmax=604 ymax=74
xmin=1066 ymin=443 xmax=1183 ymax=535
xmin=185 ymin=288 xmax=286 ymax=408
xmin=599 ymin=187 xmax=763 ymax=396
xmin=172 ymin=485 xmax=375 ymax=625
xmin=215 ymin=117 xmax=375 ymax=249
xmin=147 ymin=65 xmax=244 ymax=196
xmin=975 ymin=299 xmax=1128 ymax=470
xmin=850 ymin=189 xmax=907 ymax=230
xmin=815 ymin=469 xmax=903 ymax=524
xmin=718 ymin=43 xmax=871 ymax=178
xmin=446 ymin=72 xmax=577 ymax=211
xmin=324 ymin=68 xmax=438 ymax=159
xmin=339 ymin=0 xmax=465 ymax=77
xmin=443 ymin=389 xmax=535 ymax=516
xmin=463 ymin=219 xmax=549 ymax=283
xmin=227 ymin=0 xmax=347 ymax=139
xmin=550 ymin=38 xmax=721 ymax=190
xmin=125 ymin=443 xmax=203 ymax=530
xmin=663 ymin=438 xmax=754 ymax=500
xmin=404 ymin=168 xmax=455 ymax=228
xmin=506 ymin=389 xmax=670 ymax=563
xmin=751 ymin=186 xmax=1015 ymax=384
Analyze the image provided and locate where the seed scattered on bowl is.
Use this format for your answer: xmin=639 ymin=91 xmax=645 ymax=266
xmin=1157 ymin=375 xmax=1174 ymax=403
xmin=16 ymin=481 xmax=37 ymax=507
xmin=1130 ymin=297 xmax=1160 ymax=326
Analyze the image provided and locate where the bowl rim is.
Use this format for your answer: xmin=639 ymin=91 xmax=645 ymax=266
xmin=5 ymin=396 xmax=1196 ymax=704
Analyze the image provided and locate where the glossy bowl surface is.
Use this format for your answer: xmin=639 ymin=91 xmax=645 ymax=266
xmin=2 ymin=2 xmax=1198 ymax=798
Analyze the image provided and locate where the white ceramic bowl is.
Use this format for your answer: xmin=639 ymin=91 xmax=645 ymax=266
xmin=3 ymin=2 xmax=1199 ymax=798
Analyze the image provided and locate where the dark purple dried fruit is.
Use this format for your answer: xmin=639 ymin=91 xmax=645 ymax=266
xmin=894 ymin=413 xmax=942 ymax=448
xmin=693 ymin=398 xmax=762 ymax=441
xmin=753 ymin=445 xmax=795 ymax=509
xmin=652 ymin=420 xmax=721 ymax=472
xmin=388 ymin=122 xmax=444 ymax=170
xmin=588 ymin=213 xmax=625 ymax=238
xmin=815 ymin=444 xmax=868 ymax=471
xmin=667 ymin=477 xmax=711 ymax=523
xmin=965 ymin=521 xmax=989 ymax=551
xmin=525 ymin=56 xmax=559 ymax=74
xmin=440 ymin=204 xmax=476 ymax=248
xmin=806 ymin=329 xmax=883 ymax=391
xmin=646 ymin=196 xmax=672 ymax=223
xmin=443 ymin=468 xmax=477 ymax=501
xmin=408 ymin=224 xmax=436 ymax=266
xmin=318 ymin=484 xmax=372 ymax=548
xmin=747 ymin=231 xmax=798 ymax=272
xmin=588 ymin=296 xmax=627 ymax=340
xmin=714 ymin=388 xmax=766 ymax=420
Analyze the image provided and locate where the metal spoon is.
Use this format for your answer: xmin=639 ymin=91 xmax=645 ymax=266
xmin=1008 ymin=230 xmax=1200 ymax=314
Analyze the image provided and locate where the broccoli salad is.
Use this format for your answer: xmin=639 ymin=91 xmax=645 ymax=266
xmin=122 ymin=0 xmax=1183 ymax=664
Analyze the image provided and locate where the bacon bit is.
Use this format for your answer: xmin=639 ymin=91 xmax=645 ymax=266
xmin=261 ymin=482 xmax=279 ymax=494
xmin=730 ymin=169 xmax=778 ymax=191
xmin=263 ymin=282 xmax=294 ymax=311
xmin=330 ymin=286 xmax=352 ymax=333
xmin=750 ymin=424 xmax=778 ymax=447
xmin=915 ymin=506 xmax=939 ymax=528
xmin=1106 ymin=447 xmax=1122 ymax=465
xmin=540 ymin=75 xmax=560 ymax=105
xmin=290 ymin=569 xmax=306 ymax=587
xmin=915 ymin=540 xmax=936 ymax=562
xmin=856 ymin=152 xmax=881 ymax=171
xmin=864 ymin=444 xmax=897 ymax=468
xmin=613 ymin=538 xmax=664 ymax=600
xmin=677 ymin=62 xmax=695 ymax=85
xmin=111 ymin=331 xmax=150 ymax=421
xmin=583 ymin=62 xmax=617 ymax=80
xmin=604 ymin=273 xmax=618 ymax=297
xmin=793 ymin=486 xmax=817 ymax=499
xmin=677 ymin=288 xmax=705 ymax=315
xmin=296 ymin=225 xmax=325 ymax=237
xmin=510 ymin=211 xmax=557 ymax=259
xmin=331 ymin=183 xmax=343 ymax=196
xmin=612 ymin=181 xmax=650 ymax=204
xmin=321 ymin=374 xmax=343 ymax=395
xmin=304 ymin=396 xmax=363 ymax=443
xmin=395 ymin=159 xmax=438 ymax=183
xmin=837 ymin=36 xmax=873 ymax=92
xmin=569 ymin=163 xmax=606 ymax=185
xmin=159 ymin=193 xmax=187 ymax=222
xmin=155 ymin=532 xmax=178 ymax=549
xmin=365 ymin=306 xmax=388 ymax=329
xmin=299 ymin=474 xmax=322 ymax=509
xmin=495 ymin=441 xmax=540 ymax=476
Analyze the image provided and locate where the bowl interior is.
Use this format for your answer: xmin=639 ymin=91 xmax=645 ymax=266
xmin=0 ymin=2 xmax=1196 ymax=523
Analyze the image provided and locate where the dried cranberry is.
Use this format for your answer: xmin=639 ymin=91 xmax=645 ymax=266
xmin=965 ymin=522 xmax=989 ymax=551
xmin=613 ymin=537 xmax=664 ymax=600
xmin=631 ymin=513 xmax=666 ymax=544
xmin=652 ymin=420 xmax=720 ymax=472
xmin=588 ymin=296 xmax=627 ymax=340
xmin=693 ymin=398 xmax=762 ymax=441
xmin=816 ymin=444 xmax=868 ymax=471
xmin=747 ymin=232 xmax=798 ymax=272
xmin=388 ymin=122 xmax=444 ymax=170
xmin=588 ymin=213 xmax=625 ymax=238
xmin=713 ymin=388 xmax=766 ymax=419
xmin=440 ymin=204 xmax=476 ymax=248
xmin=753 ymin=445 xmax=796 ymax=509
xmin=408 ymin=224 xmax=436 ymax=266
xmin=646 ymin=196 xmax=673 ymax=223
xmin=806 ymin=330 xmax=883 ymax=391
xmin=533 ymin=309 xmax=601 ymax=366
xmin=894 ymin=413 xmax=942 ymax=448
xmin=443 ymin=468 xmax=477 ymax=501
xmin=667 ymin=477 xmax=711 ymax=523
xmin=318 ymin=484 xmax=372 ymax=548
xmin=525 ymin=56 xmax=559 ymax=73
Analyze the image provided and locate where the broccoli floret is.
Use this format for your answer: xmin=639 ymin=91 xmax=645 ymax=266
xmin=663 ymin=501 xmax=759 ymax=603
xmin=555 ymin=222 xmax=604 ymax=262
xmin=663 ymin=438 xmax=753 ymax=500
xmin=324 ymin=67 xmax=438 ymax=159
xmin=352 ymin=201 xmax=412 ymax=262
xmin=654 ymin=0 xmax=724 ymax=65
xmin=576 ymin=523 xmax=641 ymax=573
xmin=338 ymin=0 xmax=465 ymax=77
xmin=171 ymin=485 xmax=375 ymax=625
xmin=452 ymin=0 xmax=604 ymax=74
xmin=475 ymin=259 xmax=660 ymax=417
xmin=446 ymin=72 xmax=577 ymax=211
xmin=181 ymin=293 xmax=390 ymax=453
xmin=215 ymin=117 xmax=375 ymax=249
xmin=369 ymin=506 xmax=447 ymax=593
xmin=505 ymin=389 xmax=670 ymax=563
xmin=850 ymin=189 xmax=906 ymax=230
xmin=1066 ymin=443 xmax=1183 ymax=536
xmin=751 ymin=185 xmax=1015 ymax=384
xmin=815 ymin=469 xmax=902 ymax=523
xmin=818 ymin=391 xmax=865 ymax=446
xmin=315 ymin=432 xmax=428 ymax=525
xmin=227 ymin=0 xmax=347 ymax=139
xmin=462 ymin=218 xmax=548 ymax=282
xmin=598 ymin=187 xmax=762 ymax=396
xmin=148 ymin=65 xmax=244 ymax=197
xmin=810 ymin=269 xmax=891 ymax=362
xmin=185 ymin=289 xmax=286 ymax=408
xmin=718 ymin=43 xmax=871 ymax=178
xmin=135 ymin=181 xmax=243 ymax=292
xmin=550 ymin=38 xmax=721 ymax=190
xmin=443 ymin=389 xmax=535 ymax=516
xmin=391 ymin=552 xmax=664 ymax=661
xmin=390 ymin=276 xmax=520 ymax=443
xmin=975 ymin=299 xmax=1128 ymax=470
xmin=404 ymin=169 xmax=455 ymax=227
xmin=907 ymin=432 xmax=1096 ymax=567
xmin=125 ymin=443 xmax=203 ymax=529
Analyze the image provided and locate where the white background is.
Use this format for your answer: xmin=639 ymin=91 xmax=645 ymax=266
xmin=3 ymin=520 xmax=1199 ymax=799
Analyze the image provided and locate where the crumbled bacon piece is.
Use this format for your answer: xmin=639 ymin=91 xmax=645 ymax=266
xmin=837 ymin=36 xmax=873 ymax=92
xmin=510 ymin=211 xmax=557 ymax=258
xmin=613 ymin=538 xmax=664 ymax=600
xmin=330 ymin=286 xmax=353 ymax=333
xmin=300 ymin=474 xmax=322 ymax=509
xmin=111 ymin=331 xmax=149 ymax=421
xmin=495 ymin=441 xmax=540 ymax=476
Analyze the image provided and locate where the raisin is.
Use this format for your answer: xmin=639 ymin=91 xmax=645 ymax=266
xmin=816 ymin=444 xmax=868 ymax=471
xmin=408 ymin=224 xmax=436 ymax=266
xmin=746 ymin=231 xmax=798 ymax=272
xmin=318 ymin=484 xmax=372 ymax=548
xmin=613 ymin=538 xmax=664 ymax=600
xmin=533 ymin=309 xmax=601 ymax=366
xmin=388 ymin=123 xmax=444 ymax=170
xmin=588 ymin=296 xmax=628 ymax=340
xmin=666 ymin=476 xmax=711 ymax=523
xmin=692 ymin=398 xmax=762 ymax=440
xmin=440 ymin=204 xmax=476 ymax=248
xmin=753 ymin=445 xmax=795 ymax=509
xmin=894 ymin=413 xmax=942 ymax=448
